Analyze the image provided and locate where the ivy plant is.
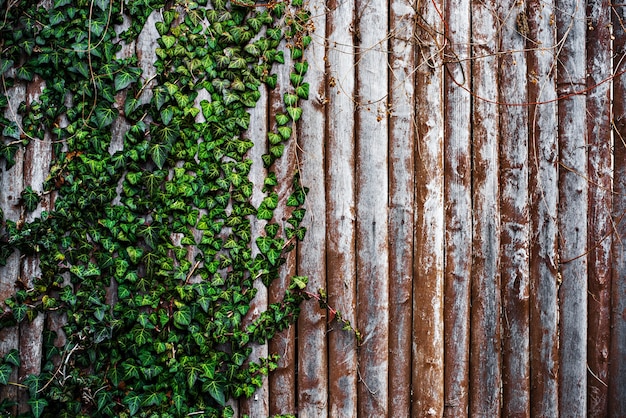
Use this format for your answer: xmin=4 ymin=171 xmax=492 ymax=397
xmin=0 ymin=0 xmax=314 ymax=415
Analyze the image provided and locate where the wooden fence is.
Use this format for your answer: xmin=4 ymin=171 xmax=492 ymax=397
xmin=2 ymin=0 xmax=626 ymax=416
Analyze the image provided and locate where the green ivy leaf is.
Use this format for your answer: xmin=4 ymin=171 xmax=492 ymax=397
xmin=204 ymin=379 xmax=226 ymax=406
xmin=0 ymin=364 xmax=12 ymax=385
xmin=287 ymin=106 xmax=303 ymax=121
xmin=115 ymin=67 xmax=142 ymax=91
xmin=149 ymin=142 xmax=171 ymax=169
xmin=20 ymin=186 xmax=40 ymax=212
xmin=173 ymin=305 xmax=192 ymax=326
xmin=290 ymin=275 xmax=308 ymax=290
xmin=27 ymin=397 xmax=48 ymax=418
xmin=123 ymin=392 xmax=142 ymax=416
xmin=4 ymin=349 xmax=19 ymax=367
xmin=296 ymin=83 xmax=309 ymax=99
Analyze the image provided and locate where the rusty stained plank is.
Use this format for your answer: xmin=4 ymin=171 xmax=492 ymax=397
xmin=267 ymin=24 xmax=298 ymax=417
xmin=239 ymin=84 xmax=269 ymax=417
xmin=585 ymin=0 xmax=613 ymax=415
xmin=412 ymin=0 xmax=445 ymax=415
xmin=354 ymin=0 xmax=389 ymax=413
xmin=442 ymin=0 xmax=472 ymax=416
xmin=556 ymin=0 xmax=588 ymax=415
xmin=295 ymin=0 xmax=328 ymax=414
xmin=15 ymin=76 xmax=52 ymax=413
xmin=526 ymin=0 xmax=559 ymax=415
xmin=498 ymin=1 xmax=531 ymax=416
xmin=469 ymin=1 xmax=501 ymax=416
xmin=609 ymin=4 xmax=626 ymax=415
xmin=387 ymin=0 xmax=415 ymax=415
xmin=0 ymin=77 xmax=26 ymax=411
xmin=325 ymin=0 xmax=359 ymax=414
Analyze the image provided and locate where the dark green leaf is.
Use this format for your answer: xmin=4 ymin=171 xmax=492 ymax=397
xmin=27 ymin=397 xmax=48 ymax=418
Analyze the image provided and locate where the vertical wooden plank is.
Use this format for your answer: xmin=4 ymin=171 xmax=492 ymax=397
xmin=527 ymin=0 xmax=559 ymax=415
xmin=469 ymin=1 xmax=501 ymax=416
xmin=240 ymin=84 xmax=269 ymax=418
xmin=296 ymin=0 xmax=328 ymax=415
xmin=268 ymin=22 xmax=297 ymax=418
xmin=443 ymin=0 xmax=472 ymax=415
xmin=325 ymin=0 xmax=358 ymax=414
xmin=413 ymin=0 xmax=445 ymax=415
xmin=585 ymin=1 xmax=612 ymax=415
xmin=498 ymin=1 xmax=531 ymax=416
xmin=0 ymin=78 xmax=25 ymax=410
xmin=609 ymin=4 xmax=626 ymax=415
xmin=16 ymin=77 xmax=51 ymax=413
xmin=355 ymin=0 xmax=389 ymax=414
xmin=556 ymin=0 xmax=588 ymax=415
xmin=388 ymin=0 xmax=414 ymax=416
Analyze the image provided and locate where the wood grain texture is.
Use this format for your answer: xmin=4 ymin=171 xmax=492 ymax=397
xmin=585 ymin=1 xmax=612 ymax=415
xmin=469 ymin=2 xmax=501 ymax=416
xmin=556 ymin=1 xmax=588 ymax=415
xmin=498 ymin=1 xmax=531 ymax=416
xmin=355 ymin=0 xmax=389 ymax=414
xmin=609 ymin=4 xmax=626 ymax=415
xmin=387 ymin=0 xmax=414 ymax=415
xmin=443 ymin=0 xmax=472 ymax=415
xmin=527 ymin=1 xmax=560 ymax=415
xmin=295 ymin=0 xmax=328 ymax=415
xmin=325 ymin=0 xmax=359 ymax=414
xmin=413 ymin=1 xmax=445 ymax=416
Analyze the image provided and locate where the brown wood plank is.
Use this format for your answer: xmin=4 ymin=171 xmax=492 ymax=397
xmin=295 ymin=0 xmax=328 ymax=415
xmin=325 ymin=0 xmax=358 ymax=414
xmin=267 ymin=25 xmax=298 ymax=417
xmin=556 ymin=0 xmax=588 ymax=415
xmin=585 ymin=1 xmax=613 ymax=415
xmin=412 ymin=1 xmax=445 ymax=415
xmin=609 ymin=4 xmax=626 ymax=415
xmin=443 ymin=0 xmax=472 ymax=415
xmin=498 ymin=2 xmax=531 ymax=416
xmin=469 ymin=2 xmax=501 ymax=416
xmin=355 ymin=0 xmax=389 ymax=413
xmin=527 ymin=0 xmax=559 ymax=415
xmin=387 ymin=0 xmax=415 ymax=416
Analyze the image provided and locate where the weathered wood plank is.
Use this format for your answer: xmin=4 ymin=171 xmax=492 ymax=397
xmin=268 ymin=24 xmax=297 ymax=417
xmin=0 ymin=77 xmax=26 ymax=410
xmin=355 ymin=0 xmax=389 ymax=413
xmin=239 ymin=84 xmax=269 ymax=417
xmin=556 ymin=0 xmax=588 ymax=415
xmin=443 ymin=0 xmax=472 ymax=415
xmin=295 ymin=0 xmax=328 ymax=415
xmin=412 ymin=1 xmax=445 ymax=415
xmin=585 ymin=1 xmax=612 ymax=415
xmin=469 ymin=2 xmax=501 ymax=416
xmin=387 ymin=0 xmax=414 ymax=415
xmin=325 ymin=0 xmax=358 ymax=414
xmin=609 ymin=4 xmax=626 ymax=415
xmin=498 ymin=1 xmax=531 ymax=416
xmin=527 ymin=0 xmax=559 ymax=415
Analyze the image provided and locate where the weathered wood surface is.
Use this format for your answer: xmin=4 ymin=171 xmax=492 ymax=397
xmin=412 ymin=0 xmax=445 ymax=415
xmin=469 ymin=1 xmax=501 ymax=416
xmin=556 ymin=0 xmax=588 ymax=415
xmin=610 ymin=4 xmax=626 ymax=416
xmin=1 ymin=0 xmax=625 ymax=416
xmin=527 ymin=0 xmax=560 ymax=416
xmin=586 ymin=1 xmax=612 ymax=415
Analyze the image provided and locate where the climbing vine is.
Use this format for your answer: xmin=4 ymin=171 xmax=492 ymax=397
xmin=0 ymin=0 xmax=314 ymax=415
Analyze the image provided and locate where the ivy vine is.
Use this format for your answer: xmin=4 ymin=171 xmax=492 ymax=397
xmin=0 ymin=0 xmax=314 ymax=415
